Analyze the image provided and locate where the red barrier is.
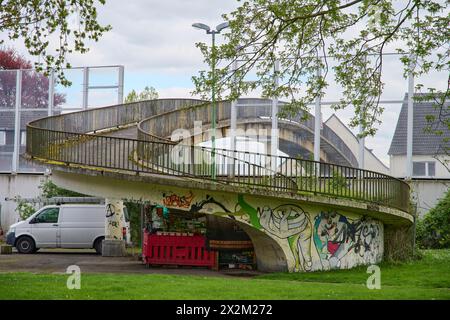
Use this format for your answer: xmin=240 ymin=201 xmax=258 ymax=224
xmin=143 ymin=231 xmax=216 ymax=268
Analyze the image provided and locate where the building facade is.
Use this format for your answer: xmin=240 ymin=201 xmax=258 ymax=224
xmin=388 ymin=94 xmax=449 ymax=217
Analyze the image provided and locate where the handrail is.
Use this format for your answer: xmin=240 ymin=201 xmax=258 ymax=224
xmin=137 ymin=98 xmax=359 ymax=167
xmin=26 ymin=99 xmax=411 ymax=214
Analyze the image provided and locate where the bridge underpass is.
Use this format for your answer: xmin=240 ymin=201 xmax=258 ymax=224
xmin=25 ymin=98 xmax=412 ymax=272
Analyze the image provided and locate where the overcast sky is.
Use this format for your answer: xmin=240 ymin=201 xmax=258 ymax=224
xmin=7 ymin=0 xmax=448 ymax=166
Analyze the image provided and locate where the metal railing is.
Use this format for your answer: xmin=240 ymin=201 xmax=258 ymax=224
xmin=137 ymin=98 xmax=358 ymax=166
xmin=26 ymin=99 xmax=410 ymax=214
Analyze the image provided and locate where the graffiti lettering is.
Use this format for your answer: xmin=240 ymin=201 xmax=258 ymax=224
xmin=162 ymin=191 xmax=194 ymax=208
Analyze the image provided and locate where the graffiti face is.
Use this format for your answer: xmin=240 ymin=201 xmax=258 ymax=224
xmin=257 ymin=204 xmax=313 ymax=272
xmin=313 ymin=211 xmax=382 ymax=269
xmin=259 ymin=204 xmax=308 ymax=239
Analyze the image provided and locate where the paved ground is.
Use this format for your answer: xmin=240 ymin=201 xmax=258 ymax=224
xmin=0 ymin=249 xmax=261 ymax=278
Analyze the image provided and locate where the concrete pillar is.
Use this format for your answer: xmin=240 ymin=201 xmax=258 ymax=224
xmin=102 ymin=198 xmax=126 ymax=256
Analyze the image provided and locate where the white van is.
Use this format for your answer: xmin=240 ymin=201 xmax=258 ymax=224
xmin=6 ymin=204 xmax=131 ymax=254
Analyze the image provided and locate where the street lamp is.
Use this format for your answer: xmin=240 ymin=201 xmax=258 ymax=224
xmin=192 ymin=21 xmax=229 ymax=180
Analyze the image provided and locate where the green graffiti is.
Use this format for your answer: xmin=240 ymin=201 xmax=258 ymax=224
xmin=237 ymin=194 xmax=262 ymax=229
xmin=288 ymin=233 xmax=301 ymax=271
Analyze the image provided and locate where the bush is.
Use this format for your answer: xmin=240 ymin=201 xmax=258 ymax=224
xmin=14 ymin=196 xmax=36 ymax=220
xmin=416 ymin=189 xmax=450 ymax=249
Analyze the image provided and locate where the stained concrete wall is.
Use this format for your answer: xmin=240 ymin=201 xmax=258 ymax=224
xmin=52 ymin=170 xmax=386 ymax=272
xmin=0 ymin=173 xmax=45 ymax=230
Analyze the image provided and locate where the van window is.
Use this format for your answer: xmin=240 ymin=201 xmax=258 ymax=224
xmin=34 ymin=208 xmax=60 ymax=223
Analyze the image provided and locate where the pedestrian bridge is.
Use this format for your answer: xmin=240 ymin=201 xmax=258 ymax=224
xmin=25 ymin=98 xmax=412 ymax=272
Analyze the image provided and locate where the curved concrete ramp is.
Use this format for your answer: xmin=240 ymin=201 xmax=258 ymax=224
xmin=26 ymin=98 xmax=413 ymax=272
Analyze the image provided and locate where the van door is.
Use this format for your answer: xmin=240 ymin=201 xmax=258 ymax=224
xmin=31 ymin=207 xmax=60 ymax=248
xmin=59 ymin=207 xmax=104 ymax=248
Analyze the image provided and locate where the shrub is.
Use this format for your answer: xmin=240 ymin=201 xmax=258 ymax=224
xmin=416 ymin=189 xmax=450 ymax=249
xmin=14 ymin=196 xmax=36 ymax=220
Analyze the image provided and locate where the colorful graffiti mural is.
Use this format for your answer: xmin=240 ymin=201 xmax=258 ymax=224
xmin=158 ymin=190 xmax=383 ymax=272
xmin=313 ymin=211 xmax=382 ymax=269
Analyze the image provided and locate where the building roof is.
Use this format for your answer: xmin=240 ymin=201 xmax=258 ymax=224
xmin=388 ymin=93 xmax=450 ymax=156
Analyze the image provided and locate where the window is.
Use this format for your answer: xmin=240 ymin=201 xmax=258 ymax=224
xmin=428 ymin=162 xmax=436 ymax=176
xmin=20 ymin=131 xmax=26 ymax=146
xmin=412 ymin=161 xmax=436 ymax=177
xmin=34 ymin=208 xmax=59 ymax=223
xmin=0 ymin=131 xmax=5 ymax=145
xmin=413 ymin=162 xmax=426 ymax=176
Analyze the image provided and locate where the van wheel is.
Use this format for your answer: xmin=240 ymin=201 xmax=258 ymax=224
xmin=94 ymin=237 xmax=104 ymax=255
xmin=16 ymin=236 xmax=36 ymax=254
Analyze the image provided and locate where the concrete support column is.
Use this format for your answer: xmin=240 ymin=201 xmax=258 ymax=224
xmin=102 ymin=198 xmax=126 ymax=256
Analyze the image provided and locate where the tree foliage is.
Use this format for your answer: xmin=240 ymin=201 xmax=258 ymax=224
xmin=416 ymin=188 xmax=450 ymax=249
xmin=125 ymin=86 xmax=159 ymax=103
xmin=193 ymin=0 xmax=449 ymax=137
xmin=0 ymin=47 xmax=66 ymax=108
xmin=14 ymin=196 xmax=37 ymax=220
xmin=39 ymin=179 xmax=86 ymax=198
xmin=0 ymin=0 xmax=111 ymax=85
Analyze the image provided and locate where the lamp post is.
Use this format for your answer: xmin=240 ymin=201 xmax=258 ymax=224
xmin=192 ymin=22 xmax=229 ymax=180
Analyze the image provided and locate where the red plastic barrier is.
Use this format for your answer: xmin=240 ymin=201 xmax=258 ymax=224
xmin=142 ymin=231 xmax=216 ymax=268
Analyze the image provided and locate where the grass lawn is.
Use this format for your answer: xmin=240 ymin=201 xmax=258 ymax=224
xmin=0 ymin=250 xmax=449 ymax=300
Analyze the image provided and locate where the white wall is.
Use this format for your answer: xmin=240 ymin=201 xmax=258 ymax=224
xmin=390 ymin=154 xmax=450 ymax=179
xmin=0 ymin=174 xmax=45 ymax=230
xmin=325 ymin=115 xmax=390 ymax=174
xmin=410 ymin=180 xmax=449 ymax=217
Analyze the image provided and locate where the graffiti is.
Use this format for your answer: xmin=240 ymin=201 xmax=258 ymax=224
xmin=105 ymin=203 xmax=115 ymax=218
xmin=105 ymin=200 xmax=124 ymax=240
xmin=152 ymin=189 xmax=383 ymax=272
xmin=190 ymin=195 xmax=231 ymax=214
xmin=258 ymin=204 xmax=312 ymax=272
xmin=162 ymin=191 xmax=194 ymax=208
xmin=313 ymin=211 xmax=382 ymax=269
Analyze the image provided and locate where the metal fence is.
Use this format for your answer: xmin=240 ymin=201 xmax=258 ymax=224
xmin=138 ymin=98 xmax=358 ymax=167
xmin=0 ymin=66 xmax=124 ymax=173
xmin=26 ymin=99 xmax=410 ymax=214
